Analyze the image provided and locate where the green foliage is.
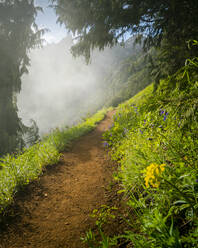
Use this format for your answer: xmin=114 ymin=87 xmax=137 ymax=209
xmin=91 ymin=205 xmax=118 ymax=229
xmin=81 ymin=205 xmax=118 ymax=248
xmin=0 ymin=0 xmax=43 ymax=155
xmin=101 ymin=56 xmax=198 ymax=247
xmin=52 ymin=0 xmax=198 ymax=69
xmin=0 ymin=108 xmax=108 ymax=216
xmin=52 ymin=0 xmax=198 ymax=95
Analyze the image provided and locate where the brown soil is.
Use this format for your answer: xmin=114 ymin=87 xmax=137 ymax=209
xmin=0 ymin=111 xmax=119 ymax=248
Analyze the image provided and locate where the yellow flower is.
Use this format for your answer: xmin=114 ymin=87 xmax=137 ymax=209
xmin=144 ymin=163 xmax=166 ymax=188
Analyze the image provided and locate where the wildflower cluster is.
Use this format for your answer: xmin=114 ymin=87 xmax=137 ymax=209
xmin=144 ymin=163 xmax=166 ymax=188
xmin=160 ymin=109 xmax=169 ymax=121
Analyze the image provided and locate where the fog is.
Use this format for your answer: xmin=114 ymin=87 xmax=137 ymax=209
xmin=17 ymin=35 xmax=131 ymax=135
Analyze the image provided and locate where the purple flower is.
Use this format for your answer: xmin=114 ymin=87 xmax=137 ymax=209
xmin=103 ymin=141 xmax=109 ymax=147
xmin=196 ymin=179 xmax=198 ymax=183
xmin=139 ymin=129 xmax=143 ymax=134
xmin=163 ymin=116 xmax=167 ymax=121
xmin=160 ymin=109 xmax=165 ymax=115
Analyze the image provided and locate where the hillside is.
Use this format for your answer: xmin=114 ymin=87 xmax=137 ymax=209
xmin=1 ymin=44 xmax=198 ymax=247
xmin=93 ymin=58 xmax=198 ymax=247
xmin=1 ymin=63 xmax=197 ymax=247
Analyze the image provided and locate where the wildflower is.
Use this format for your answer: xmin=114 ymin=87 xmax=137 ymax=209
xmin=144 ymin=163 xmax=166 ymax=188
xmin=160 ymin=109 xmax=165 ymax=115
xmin=103 ymin=141 xmax=109 ymax=147
xmin=163 ymin=111 xmax=169 ymax=121
xmin=139 ymin=129 xmax=143 ymax=134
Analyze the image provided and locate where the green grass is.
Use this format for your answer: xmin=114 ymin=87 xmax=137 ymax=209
xmin=0 ymin=108 xmax=110 ymax=215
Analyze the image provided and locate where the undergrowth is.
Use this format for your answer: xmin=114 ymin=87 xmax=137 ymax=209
xmin=0 ymin=108 xmax=109 ymax=216
xmin=83 ymin=47 xmax=198 ymax=247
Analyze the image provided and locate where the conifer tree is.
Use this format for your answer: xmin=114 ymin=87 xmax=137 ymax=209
xmin=0 ymin=0 xmax=42 ymax=155
xmin=52 ymin=0 xmax=198 ymax=70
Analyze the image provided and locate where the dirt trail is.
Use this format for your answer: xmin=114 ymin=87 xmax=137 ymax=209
xmin=0 ymin=111 xmax=116 ymax=248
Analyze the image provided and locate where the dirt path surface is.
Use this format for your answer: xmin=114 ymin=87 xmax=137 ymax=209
xmin=0 ymin=111 xmax=116 ymax=248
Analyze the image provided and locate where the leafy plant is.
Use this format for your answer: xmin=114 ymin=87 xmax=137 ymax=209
xmin=81 ymin=205 xmax=118 ymax=248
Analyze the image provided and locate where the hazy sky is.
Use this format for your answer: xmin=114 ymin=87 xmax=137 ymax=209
xmin=35 ymin=0 xmax=67 ymax=43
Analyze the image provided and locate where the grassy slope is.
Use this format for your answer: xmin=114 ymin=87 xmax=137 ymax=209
xmin=102 ymin=76 xmax=198 ymax=247
xmin=0 ymin=108 xmax=110 ymax=216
